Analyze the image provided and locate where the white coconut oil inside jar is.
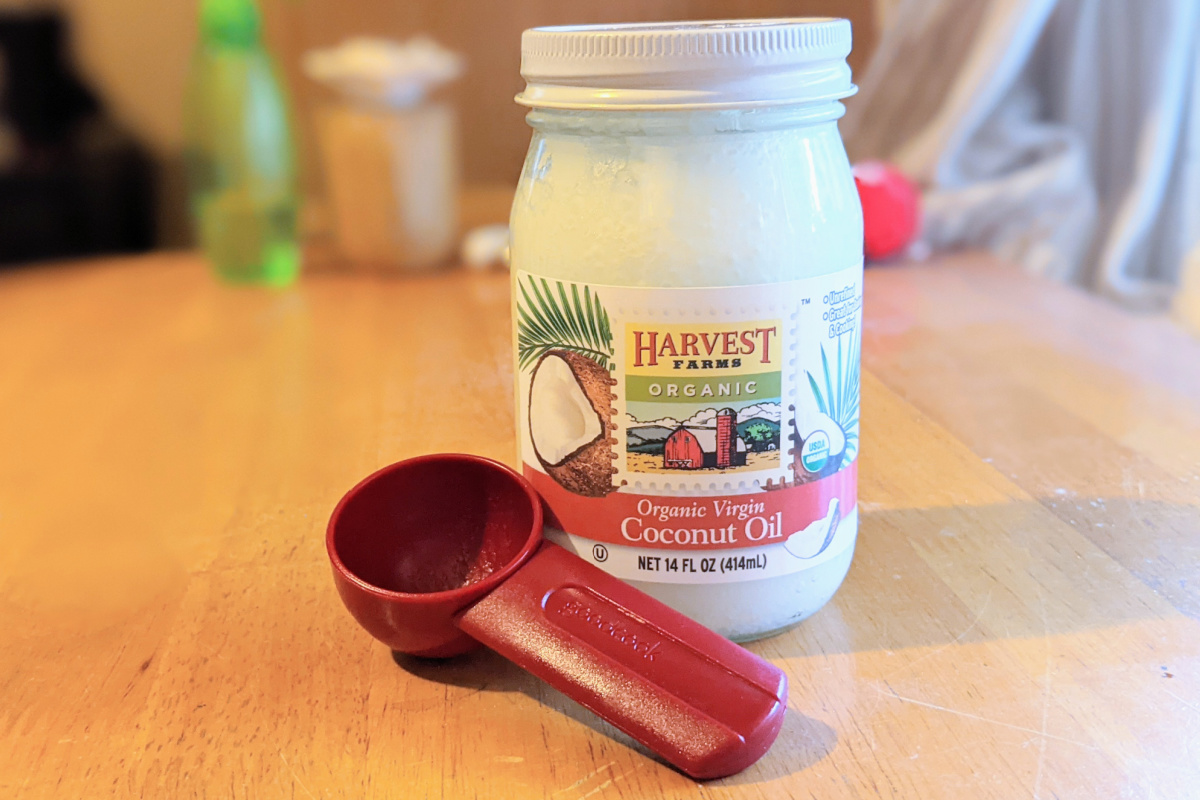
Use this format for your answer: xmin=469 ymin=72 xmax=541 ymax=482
xmin=511 ymin=19 xmax=863 ymax=641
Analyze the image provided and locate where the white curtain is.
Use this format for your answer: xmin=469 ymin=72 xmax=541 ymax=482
xmin=844 ymin=0 xmax=1200 ymax=313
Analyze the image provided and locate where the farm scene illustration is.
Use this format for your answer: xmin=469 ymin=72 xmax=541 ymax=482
xmin=515 ymin=272 xmax=860 ymax=489
xmin=624 ymin=401 xmax=783 ymax=474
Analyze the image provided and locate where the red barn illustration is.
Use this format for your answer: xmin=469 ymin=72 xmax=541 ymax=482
xmin=663 ymin=408 xmax=747 ymax=469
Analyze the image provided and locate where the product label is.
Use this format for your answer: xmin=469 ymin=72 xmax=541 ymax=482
xmin=516 ymin=265 xmax=862 ymax=583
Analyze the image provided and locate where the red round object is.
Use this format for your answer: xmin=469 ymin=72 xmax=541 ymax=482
xmin=854 ymin=161 xmax=921 ymax=261
xmin=327 ymin=454 xmax=544 ymax=657
xmin=327 ymin=453 xmax=788 ymax=778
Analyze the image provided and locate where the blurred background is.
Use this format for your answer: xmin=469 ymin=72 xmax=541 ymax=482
xmin=0 ymin=0 xmax=876 ymax=254
xmin=0 ymin=0 xmax=1196 ymax=323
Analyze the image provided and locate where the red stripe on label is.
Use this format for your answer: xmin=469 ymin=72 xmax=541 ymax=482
xmin=524 ymin=462 xmax=857 ymax=551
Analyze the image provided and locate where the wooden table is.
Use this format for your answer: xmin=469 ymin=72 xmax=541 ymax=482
xmin=2 ymin=252 xmax=1197 ymax=799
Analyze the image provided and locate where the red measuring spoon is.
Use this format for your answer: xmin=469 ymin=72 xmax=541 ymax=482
xmin=326 ymin=454 xmax=787 ymax=779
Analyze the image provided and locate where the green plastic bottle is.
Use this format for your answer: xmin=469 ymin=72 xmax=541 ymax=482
xmin=184 ymin=0 xmax=299 ymax=286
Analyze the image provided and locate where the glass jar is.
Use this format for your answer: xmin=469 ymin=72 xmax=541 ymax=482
xmin=510 ymin=19 xmax=863 ymax=641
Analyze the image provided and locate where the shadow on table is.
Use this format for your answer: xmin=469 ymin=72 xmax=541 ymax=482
xmin=390 ymin=496 xmax=1196 ymax=778
xmin=761 ymin=498 xmax=1198 ymax=660
xmin=393 ymin=647 xmax=529 ymax=694
xmin=392 ymin=648 xmax=837 ymax=781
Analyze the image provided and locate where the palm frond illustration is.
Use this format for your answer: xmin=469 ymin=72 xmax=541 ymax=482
xmin=516 ymin=276 xmax=615 ymax=371
xmin=806 ymin=326 xmax=861 ymax=463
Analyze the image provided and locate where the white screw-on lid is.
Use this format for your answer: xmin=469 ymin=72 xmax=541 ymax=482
xmin=517 ymin=18 xmax=855 ymax=110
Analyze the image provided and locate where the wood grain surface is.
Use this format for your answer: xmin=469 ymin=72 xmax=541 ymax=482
xmin=1 ymin=250 xmax=1197 ymax=799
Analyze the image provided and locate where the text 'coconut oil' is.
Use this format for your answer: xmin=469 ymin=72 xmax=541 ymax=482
xmin=510 ymin=19 xmax=864 ymax=641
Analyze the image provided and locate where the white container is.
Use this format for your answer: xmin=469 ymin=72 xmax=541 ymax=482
xmin=510 ymin=19 xmax=863 ymax=641
xmin=305 ymin=38 xmax=462 ymax=271
xmin=314 ymin=100 xmax=458 ymax=270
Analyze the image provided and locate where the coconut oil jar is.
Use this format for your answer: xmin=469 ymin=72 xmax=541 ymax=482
xmin=511 ymin=19 xmax=863 ymax=641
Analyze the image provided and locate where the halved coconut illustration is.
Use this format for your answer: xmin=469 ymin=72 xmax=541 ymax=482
xmin=528 ymin=350 xmax=616 ymax=497
xmin=791 ymin=410 xmax=846 ymax=483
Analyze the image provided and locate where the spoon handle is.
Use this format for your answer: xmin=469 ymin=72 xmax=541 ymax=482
xmin=456 ymin=541 xmax=787 ymax=779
